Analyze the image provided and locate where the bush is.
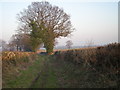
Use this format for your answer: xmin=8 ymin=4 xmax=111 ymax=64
xmin=2 ymin=51 xmax=35 ymax=75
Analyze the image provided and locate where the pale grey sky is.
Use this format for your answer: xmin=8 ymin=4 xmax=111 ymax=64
xmin=0 ymin=0 xmax=119 ymax=46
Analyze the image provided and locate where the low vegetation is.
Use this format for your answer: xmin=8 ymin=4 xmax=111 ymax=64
xmin=2 ymin=43 xmax=120 ymax=88
xmin=55 ymin=43 xmax=120 ymax=88
xmin=2 ymin=51 xmax=36 ymax=87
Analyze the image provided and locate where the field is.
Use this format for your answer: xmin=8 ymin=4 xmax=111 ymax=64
xmin=36 ymin=47 xmax=97 ymax=54
xmin=1 ymin=43 xmax=120 ymax=88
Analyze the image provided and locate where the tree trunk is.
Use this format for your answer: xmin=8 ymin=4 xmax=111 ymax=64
xmin=44 ymin=39 xmax=54 ymax=55
xmin=16 ymin=45 xmax=19 ymax=51
xmin=46 ymin=46 xmax=54 ymax=55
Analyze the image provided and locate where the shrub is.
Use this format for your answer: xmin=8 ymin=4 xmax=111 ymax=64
xmin=2 ymin=51 xmax=35 ymax=74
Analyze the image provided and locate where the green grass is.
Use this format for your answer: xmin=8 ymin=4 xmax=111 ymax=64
xmin=3 ymin=55 xmax=45 ymax=88
xmin=30 ymin=55 xmax=102 ymax=88
xmin=3 ymin=54 xmax=118 ymax=88
xmin=31 ymin=56 xmax=59 ymax=88
xmin=31 ymin=55 xmax=118 ymax=88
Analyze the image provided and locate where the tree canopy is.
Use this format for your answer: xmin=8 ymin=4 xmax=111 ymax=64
xmin=17 ymin=1 xmax=74 ymax=53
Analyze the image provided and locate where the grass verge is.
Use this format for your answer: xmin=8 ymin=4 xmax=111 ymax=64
xmin=3 ymin=55 xmax=45 ymax=88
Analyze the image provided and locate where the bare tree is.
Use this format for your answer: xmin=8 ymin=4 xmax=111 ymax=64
xmin=0 ymin=39 xmax=8 ymax=51
xmin=9 ymin=34 xmax=32 ymax=51
xmin=66 ymin=40 xmax=73 ymax=49
xmin=17 ymin=1 xmax=74 ymax=54
xmin=9 ymin=34 xmax=21 ymax=51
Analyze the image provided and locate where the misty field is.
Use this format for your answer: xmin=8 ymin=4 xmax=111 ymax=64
xmin=1 ymin=43 xmax=120 ymax=88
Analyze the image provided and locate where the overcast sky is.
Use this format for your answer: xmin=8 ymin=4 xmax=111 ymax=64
xmin=0 ymin=0 xmax=119 ymax=46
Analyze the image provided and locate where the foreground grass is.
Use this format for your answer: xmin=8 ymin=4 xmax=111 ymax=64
xmin=31 ymin=56 xmax=59 ymax=88
xmin=3 ymin=55 xmax=46 ymax=88
xmin=3 ymin=54 xmax=118 ymax=88
xmin=31 ymin=55 xmax=116 ymax=88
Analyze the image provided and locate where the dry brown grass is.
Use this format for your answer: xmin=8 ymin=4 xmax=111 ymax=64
xmin=36 ymin=47 xmax=97 ymax=54
xmin=1 ymin=51 xmax=35 ymax=61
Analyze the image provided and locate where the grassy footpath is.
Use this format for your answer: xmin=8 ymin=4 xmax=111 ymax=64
xmin=31 ymin=56 xmax=59 ymax=88
xmin=3 ymin=54 xmax=118 ymax=88
xmin=31 ymin=55 xmax=115 ymax=88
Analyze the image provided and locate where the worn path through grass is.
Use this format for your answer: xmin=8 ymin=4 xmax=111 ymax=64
xmin=30 ymin=55 xmax=111 ymax=88
xmin=3 ymin=54 xmax=116 ymax=88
